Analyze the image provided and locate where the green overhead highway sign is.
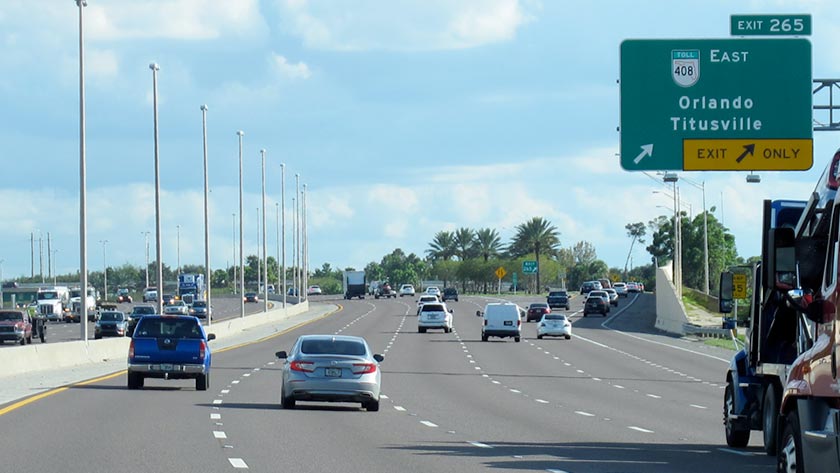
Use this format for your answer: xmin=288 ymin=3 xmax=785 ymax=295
xmin=731 ymin=14 xmax=811 ymax=36
xmin=620 ymin=38 xmax=812 ymax=171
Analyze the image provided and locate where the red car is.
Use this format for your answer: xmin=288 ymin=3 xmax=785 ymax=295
xmin=526 ymin=303 xmax=551 ymax=322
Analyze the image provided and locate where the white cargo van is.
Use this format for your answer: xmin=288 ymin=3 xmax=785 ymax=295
xmin=478 ymin=302 xmax=521 ymax=342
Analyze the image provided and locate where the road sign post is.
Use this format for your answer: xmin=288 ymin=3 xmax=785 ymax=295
xmin=495 ymin=267 xmax=507 ymax=295
xmin=620 ymin=38 xmax=812 ymax=171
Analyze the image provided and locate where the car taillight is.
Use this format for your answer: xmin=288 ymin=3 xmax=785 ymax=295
xmin=352 ymin=363 xmax=377 ymax=374
xmin=290 ymin=361 xmax=315 ymax=372
xmin=198 ymin=340 xmax=207 ymax=362
xmin=129 ymin=340 xmax=135 ymax=359
xmin=517 ymin=319 xmax=521 ymax=326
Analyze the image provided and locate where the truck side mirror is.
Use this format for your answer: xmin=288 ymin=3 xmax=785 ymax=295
xmin=475 ymin=310 xmax=482 ymax=317
xmin=275 ymin=350 xmax=287 ymax=359
xmin=206 ymin=333 xmax=216 ymax=341
xmin=719 ymin=271 xmax=733 ymax=314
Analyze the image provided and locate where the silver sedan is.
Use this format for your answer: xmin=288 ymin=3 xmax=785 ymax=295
xmin=276 ymin=334 xmax=384 ymax=411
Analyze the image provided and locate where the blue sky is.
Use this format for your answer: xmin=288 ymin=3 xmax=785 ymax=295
xmin=1 ymin=0 xmax=839 ymax=279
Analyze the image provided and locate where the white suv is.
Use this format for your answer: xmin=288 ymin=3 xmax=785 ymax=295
xmin=399 ymin=284 xmax=415 ymax=297
xmin=418 ymin=302 xmax=453 ymax=333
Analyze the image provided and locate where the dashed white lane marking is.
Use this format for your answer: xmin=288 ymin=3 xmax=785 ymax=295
xmin=228 ymin=458 xmax=249 ymax=469
xmin=575 ymin=411 xmax=595 ymax=417
xmin=469 ymin=441 xmax=493 ymax=448
xmin=691 ymin=404 xmax=708 ymax=409
xmin=243 ymin=373 xmax=251 ymax=377
xmin=221 ymin=389 xmax=230 ymax=394
xmin=213 ymin=431 xmax=228 ymax=439
xmin=509 ymin=389 xmax=521 ymax=394
xmin=592 ymin=377 xmax=602 ymax=381
xmin=646 ymin=394 xmax=662 ymax=399
xmin=394 ymin=406 xmax=406 ymax=412
xmin=614 ymin=385 xmax=625 ymax=389
xmin=232 ymin=380 xmax=240 ymax=384
xmin=210 ymin=413 xmax=221 ymax=420
xmin=475 ymin=367 xmax=481 ymax=370
xmin=535 ymin=399 xmax=550 ymax=404
xmin=492 ymin=380 xmax=501 ymax=384
xmin=628 ymin=426 xmax=654 ymax=433
xmin=576 ymin=370 xmax=585 ymax=374
xmin=420 ymin=421 xmax=438 ymax=428
xmin=563 ymin=363 xmax=571 ymax=366
xmin=213 ymin=399 xmax=223 ymax=405
xmin=719 ymin=448 xmax=756 ymax=457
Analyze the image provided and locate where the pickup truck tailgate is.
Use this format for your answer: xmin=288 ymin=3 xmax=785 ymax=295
xmin=131 ymin=337 xmax=205 ymax=364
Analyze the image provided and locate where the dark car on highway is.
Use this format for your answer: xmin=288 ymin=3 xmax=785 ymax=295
xmin=583 ymin=295 xmax=609 ymax=317
xmin=526 ymin=303 xmax=551 ymax=322
xmin=546 ymin=291 xmax=570 ymax=310
xmin=442 ymin=287 xmax=459 ymax=302
xmin=244 ymin=292 xmax=259 ymax=303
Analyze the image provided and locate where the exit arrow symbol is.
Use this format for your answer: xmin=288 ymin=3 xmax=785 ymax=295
xmin=633 ymin=144 xmax=653 ymax=164
xmin=736 ymin=144 xmax=755 ymax=163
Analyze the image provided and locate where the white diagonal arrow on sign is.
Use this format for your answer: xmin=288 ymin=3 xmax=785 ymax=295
xmin=633 ymin=144 xmax=653 ymax=164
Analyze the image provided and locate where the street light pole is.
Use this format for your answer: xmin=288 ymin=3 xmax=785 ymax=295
xmin=200 ymin=104 xmax=211 ymax=325
xmin=682 ymin=177 xmax=710 ymax=294
xmin=176 ymin=224 xmax=181 ymax=279
xmin=142 ymin=231 xmax=150 ymax=289
xmin=303 ymin=183 xmax=308 ymax=302
xmin=76 ymin=0 xmax=89 ymax=342
xmin=150 ymin=62 xmax=163 ymax=315
xmin=232 ymin=213 xmax=236 ymax=294
xmin=237 ymin=130 xmax=245 ymax=319
xmin=256 ymin=206 xmax=261 ymax=302
xmin=281 ymin=163 xmax=286 ymax=307
xmin=296 ymin=174 xmax=301 ymax=300
xmin=260 ymin=148 xmax=268 ymax=313
xmin=0 ymin=260 xmax=4 ymax=308
xmin=292 ymin=196 xmax=297 ymax=300
xmin=275 ymin=201 xmax=280 ymax=302
xmin=100 ymin=240 xmax=108 ymax=300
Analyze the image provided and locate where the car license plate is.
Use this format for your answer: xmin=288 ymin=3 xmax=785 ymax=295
xmin=325 ymin=368 xmax=341 ymax=377
xmin=504 ymin=320 xmax=513 ymax=326
xmin=161 ymin=364 xmax=173 ymax=371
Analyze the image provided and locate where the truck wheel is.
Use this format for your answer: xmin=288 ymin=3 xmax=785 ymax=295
xmin=762 ymin=386 xmax=779 ymax=455
xmin=127 ymin=372 xmax=144 ymax=390
xmin=724 ymin=381 xmax=750 ymax=447
xmin=196 ymin=373 xmax=209 ymax=391
xmin=778 ymin=410 xmax=803 ymax=473
xmin=19 ymin=337 xmax=25 ymax=346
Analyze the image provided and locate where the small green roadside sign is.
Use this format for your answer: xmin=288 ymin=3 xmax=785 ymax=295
xmin=522 ymin=261 xmax=538 ymax=274
xmin=620 ymin=38 xmax=812 ymax=171
xmin=731 ymin=14 xmax=811 ymax=36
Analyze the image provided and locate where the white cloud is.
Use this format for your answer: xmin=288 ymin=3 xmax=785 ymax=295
xmin=85 ymin=0 xmax=267 ymax=41
xmin=270 ymin=54 xmax=312 ymax=80
xmin=275 ymin=0 xmax=537 ymax=51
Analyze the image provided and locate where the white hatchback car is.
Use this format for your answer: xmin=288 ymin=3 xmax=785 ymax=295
xmin=418 ymin=302 xmax=453 ymax=333
xmin=399 ymin=284 xmax=415 ymax=297
xmin=416 ymin=295 xmax=439 ymax=314
xmin=537 ymin=313 xmax=572 ymax=340
xmin=425 ymin=286 xmax=441 ymax=300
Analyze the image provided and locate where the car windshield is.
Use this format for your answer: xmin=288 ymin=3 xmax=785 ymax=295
xmin=0 ymin=311 xmax=23 ymax=321
xmin=38 ymin=292 xmax=58 ymax=300
xmin=300 ymin=339 xmax=367 ymax=356
xmin=99 ymin=312 xmax=123 ymax=321
xmin=135 ymin=319 xmax=202 ymax=338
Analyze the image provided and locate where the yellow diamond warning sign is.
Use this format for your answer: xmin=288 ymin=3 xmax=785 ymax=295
xmin=495 ymin=267 xmax=507 ymax=280
xmin=683 ymin=138 xmax=812 ymax=171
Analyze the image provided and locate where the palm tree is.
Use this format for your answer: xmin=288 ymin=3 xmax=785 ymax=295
xmin=509 ymin=217 xmax=560 ymax=292
xmin=474 ymin=228 xmax=502 ymax=294
xmin=474 ymin=228 xmax=502 ymax=261
xmin=453 ymin=228 xmax=476 ymax=261
xmin=427 ymin=231 xmax=456 ymax=261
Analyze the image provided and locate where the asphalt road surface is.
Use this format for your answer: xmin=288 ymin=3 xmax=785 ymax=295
xmin=0 ymin=293 xmax=775 ymax=472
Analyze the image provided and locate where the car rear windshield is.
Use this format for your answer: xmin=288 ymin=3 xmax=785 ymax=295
xmin=133 ymin=307 xmax=155 ymax=314
xmin=135 ymin=319 xmax=203 ymax=339
xmin=422 ymin=304 xmax=445 ymax=312
xmin=99 ymin=312 xmax=124 ymax=321
xmin=300 ymin=339 xmax=366 ymax=356
xmin=545 ymin=315 xmax=566 ymax=321
xmin=419 ymin=297 xmax=437 ymax=302
xmin=549 ymin=292 xmax=567 ymax=297
xmin=529 ymin=303 xmax=549 ymax=309
xmin=0 ymin=311 xmax=23 ymax=321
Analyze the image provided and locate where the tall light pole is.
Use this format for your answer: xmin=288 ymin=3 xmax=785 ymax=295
xmin=275 ymin=201 xmax=280 ymax=301
xmin=200 ymin=104 xmax=211 ymax=325
xmin=141 ymin=231 xmax=150 ymax=289
xmin=52 ymin=250 xmax=58 ymax=286
xmin=150 ymin=62 xmax=163 ymax=315
xmin=232 ymin=213 xmax=236 ymax=294
xmin=99 ymin=240 xmax=108 ymax=300
xmin=302 ymin=183 xmax=308 ymax=302
xmin=176 ymin=224 xmax=181 ymax=279
xmin=292 ymin=195 xmax=297 ymax=301
xmin=683 ymin=177 xmax=709 ymax=294
xmin=237 ymin=130 xmax=245 ymax=318
xmin=0 ymin=260 xmax=5 ymax=308
xmin=256 ymin=206 xmax=261 ymax=301
xmin=296 ymin=174 xmax=301 ymax=300
xmin=76 ymin=0 xmax=89 ymax=341
xmin=281 ymin=163 xmax=286 ymax=307
xmin=260 ymin=149 xmax=268 ymax=313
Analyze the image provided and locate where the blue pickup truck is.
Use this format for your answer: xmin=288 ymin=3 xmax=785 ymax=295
xmin=127 ymin=315 xmax=215 ymax=391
